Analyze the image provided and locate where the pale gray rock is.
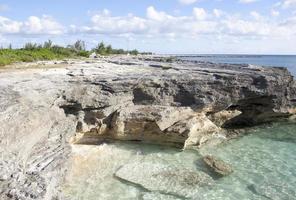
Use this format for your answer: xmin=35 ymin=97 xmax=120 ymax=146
xmin=89 ymin=52 xmax=97 ymax=59
xmin=0 ymin=55 xmax=295 ymax=199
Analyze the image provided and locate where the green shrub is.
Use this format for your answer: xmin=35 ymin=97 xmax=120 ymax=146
xmin=130 ymin=49 xmax=139 ymax=55
xmin=77 ymin=50 xmax=90 ymax=57
xmin=0 ymin=57 xmax=12 ymax=66
xmin=94 ymin=42 xmax=106 ymax=55
xmin=0 ymin=40 xmax=141 ymax=66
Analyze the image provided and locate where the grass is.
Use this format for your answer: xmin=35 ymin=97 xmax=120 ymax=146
xmin=0 ymin=47 xmax=86 ymax=66
xmin=0 ymin=40 xmax=150 ymax=67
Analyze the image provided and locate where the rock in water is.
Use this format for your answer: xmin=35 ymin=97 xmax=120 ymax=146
xmin=115 ymin=161 xmax=214 ymax=198
xmin=202 ymin=155 xmax=233 ymax=176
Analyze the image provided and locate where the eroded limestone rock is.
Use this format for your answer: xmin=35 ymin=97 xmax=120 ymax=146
xmin=207 ymin=110 xmax=242 ymax=127
xmin=72 ymin=106 xmax=227 ymax=148
xmin=110 ymin=106 xmax=196 ymax=143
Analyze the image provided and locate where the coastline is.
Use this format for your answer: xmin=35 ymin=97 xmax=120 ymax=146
xmin=0 ymin=55 xmax=295 ymax=199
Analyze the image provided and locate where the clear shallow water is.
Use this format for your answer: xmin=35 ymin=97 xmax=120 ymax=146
xmin=177 ymin=55 xmax=296 ymax=76
xmin=63 ymin=122 xmax=296 ymax=200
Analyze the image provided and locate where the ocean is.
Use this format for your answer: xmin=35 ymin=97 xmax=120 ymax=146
xmin=63 ymin=122 xmax=296 ymax=200
xmin=177 ymin=54 xmax=296 ymax=76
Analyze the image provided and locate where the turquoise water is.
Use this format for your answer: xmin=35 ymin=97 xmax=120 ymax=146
xmin=199 ymin=122 xmax=296 ymax=200
xmin=63 ymin=122 xmax=296 ymax=200
xmin=177 ymin=55 xmax=296 ymax=76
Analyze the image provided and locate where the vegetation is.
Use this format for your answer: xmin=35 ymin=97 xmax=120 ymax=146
xmin=93 ymin=42 xmax=140 ymax=55
xmin=0 ymin=40 xmax=148 ymax=66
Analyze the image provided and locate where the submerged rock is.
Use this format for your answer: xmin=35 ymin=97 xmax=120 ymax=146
xmin=203 ymin=155 xmax=233 ymax=176
xmin=115 ymin=161 xmax=214 ymax=198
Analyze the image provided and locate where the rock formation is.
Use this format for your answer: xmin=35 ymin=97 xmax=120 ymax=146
xmin=0 ymin=56 xmax=295 ymax=199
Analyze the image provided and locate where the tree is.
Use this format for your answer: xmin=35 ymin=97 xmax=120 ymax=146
xmin=43 ymin=40 xmax=53 ymax=49
xmin=130 ymin=49 xmax=139 ymax=55
xmin=106 ymin=45 xmax=112 ymax=54
xmin=24 ymin=42 xmax=41 ymax=50
xmin=73 ymin=40 xmax=86 ymax=51
xmin=117 ymin=49 xmax=125 ymax=54
xmin=95 ymin=42 xmax=106 ymax=55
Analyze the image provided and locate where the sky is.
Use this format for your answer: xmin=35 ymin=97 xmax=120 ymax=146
xmin=0 ymin=0 xmax=296 ymax=54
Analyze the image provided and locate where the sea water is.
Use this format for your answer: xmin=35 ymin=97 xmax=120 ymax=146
xmin=176 ymin=55 xmax=296 ymax=76
xmin=62 ymin=122 xmax=296 ymax=200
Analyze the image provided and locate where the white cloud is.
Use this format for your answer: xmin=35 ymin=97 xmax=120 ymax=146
xmin=76 ymin=7 xmax=217 ymax=38
xmin=179 ymin=0 xmax=198 ymax=5
xmin=70 ymin=6 xmax=296 ymax=41
xmin=213 ymin=9 xmax=225 ymax=18
xmin=24 ymin=15 xmax=64 ymax=35
xmin=0 ymin=15 xmax=64 ymax=35
xmin=0 ymin=16 xmax=22 ymax=34
xmin=281 ymin=0 xmax=296 ymax=8
xmin=67 ymin=6 xmax=296 ymax=47
xmin=223 ymin=17 xmax=271 ymax=36
xmin=271 ymin=9 xmax=280 ymax=17
xmin=78 ymin=12 xmax=147 ymax=35
xmin=147 ymin=6 xmax=172 ymax=21
xmin=274 ymin=0 xmax=296 ymax=9
xmin=193 ymin=7 xmax=207 ymax=20
xmin=250 ymin=11 xmax=262 ymax=20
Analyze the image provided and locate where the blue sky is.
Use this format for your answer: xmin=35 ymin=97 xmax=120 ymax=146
xmin=0 ymin=0 xmax=296 ymax=54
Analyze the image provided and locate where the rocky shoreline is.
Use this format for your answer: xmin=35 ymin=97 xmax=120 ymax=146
xmin=0 ymin=55 xmax=295 ymax=199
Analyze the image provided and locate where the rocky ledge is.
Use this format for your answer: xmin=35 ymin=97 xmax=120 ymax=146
xmin=0 ymin=55 xmax=295 ymax=199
